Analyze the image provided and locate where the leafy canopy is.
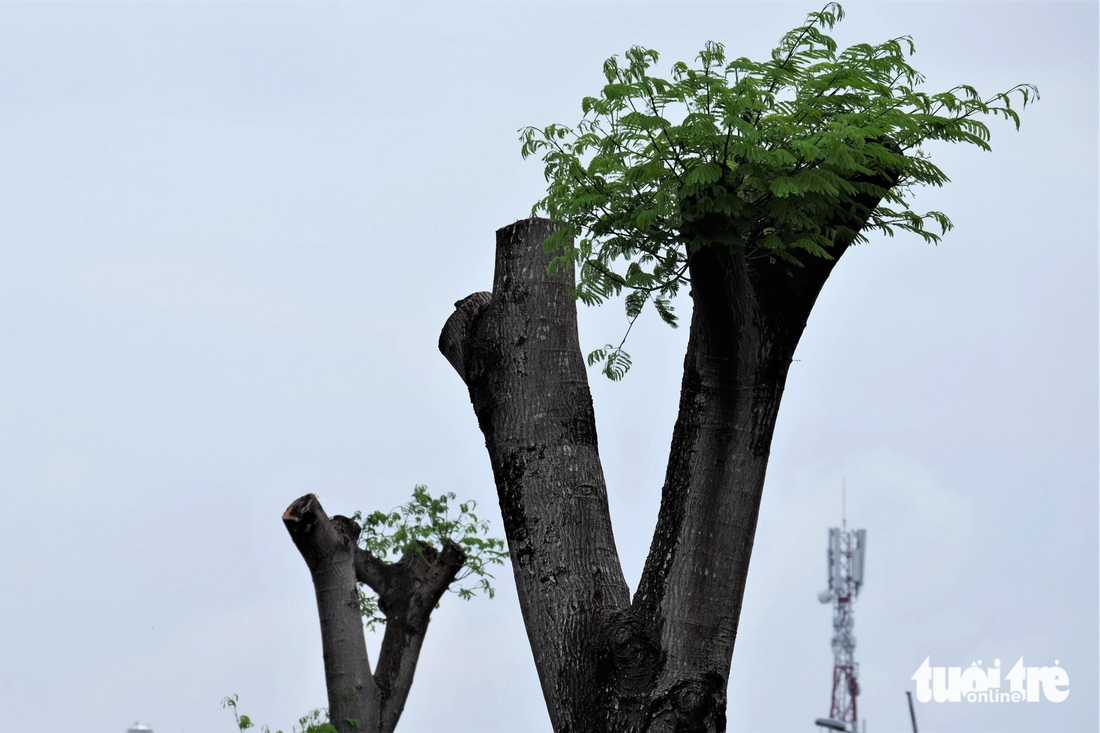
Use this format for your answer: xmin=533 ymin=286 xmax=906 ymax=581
xmin=352 ymin=485 xmax=508 ymax=630
xmin=520 ymin=3 xmax=1036 ymax=379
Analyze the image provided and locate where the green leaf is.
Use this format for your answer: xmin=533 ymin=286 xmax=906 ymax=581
xmin=684 ymin=161 xmax=723 ymax=187
xmin=654 ymin=297 xmax=678 ymax=327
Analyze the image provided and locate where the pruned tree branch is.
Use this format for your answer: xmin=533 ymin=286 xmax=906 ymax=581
xmin=439 ymin=291 xmax=492 ymax=380
xmin=440 ymin=218 xmax=632 ymax=731
xmin=353 ymin=543 xmax=390 ymax=598
xmin=284 ymin=494 xmax=379 ymax=733
xmin=374 ymin=540 xmax=466 ymax=733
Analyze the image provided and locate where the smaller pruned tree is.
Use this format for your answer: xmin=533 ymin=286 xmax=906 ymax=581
xmin=281 ymin=487 xmax=506 ymax=733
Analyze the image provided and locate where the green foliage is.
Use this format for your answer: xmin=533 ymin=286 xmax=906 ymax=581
xmin=352 ymin=485 xmax=509 ymax=630
xmin=587 ymin=342 xmax=633 ymax=382
xmin=221 ymin=695 xmax=336 ymax=733
xmin=520 ymin=2 xmax=1036 ymax=378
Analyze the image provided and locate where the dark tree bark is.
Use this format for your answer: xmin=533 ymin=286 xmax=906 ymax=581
xmin=284 ymin=494 xmax=465 ymax=733
xmin=439 ymin=201 xmax=881 ymax=731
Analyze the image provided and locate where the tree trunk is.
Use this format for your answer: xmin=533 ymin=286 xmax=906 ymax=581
xmin=623 ymin=242 xmax=817 ymax=732
xmin=440 ymin=210 xmax=874 ymax=731
xmin=284 ymin=494 xmax=466 ymax=733
xmin=440 ymin=219 xmax=632 ymax=731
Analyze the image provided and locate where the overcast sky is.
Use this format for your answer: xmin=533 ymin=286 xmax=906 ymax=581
xmin=1 ymin=2 xmax=1096 ymax=732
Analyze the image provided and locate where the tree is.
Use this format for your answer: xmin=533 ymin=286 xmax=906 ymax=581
xmin=438 ymin=5 xmax=1033 ymax=732
xmin=280 ymin=487 xmax=505 ymax=733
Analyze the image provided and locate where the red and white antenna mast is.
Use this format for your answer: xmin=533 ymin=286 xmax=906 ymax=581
xmin=815 ymin=483 xmax=867 ymax=733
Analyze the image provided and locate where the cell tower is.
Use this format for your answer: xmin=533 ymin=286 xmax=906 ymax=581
xmin=815 ymin=488 xmax=866 ymax=733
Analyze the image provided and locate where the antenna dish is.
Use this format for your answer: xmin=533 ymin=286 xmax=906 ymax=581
xmin=818 ymin=589 xmax=834 ymax=604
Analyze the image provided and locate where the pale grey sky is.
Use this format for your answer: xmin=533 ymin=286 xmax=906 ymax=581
xmin=1 ymin=3 xmax=1096 ymax=732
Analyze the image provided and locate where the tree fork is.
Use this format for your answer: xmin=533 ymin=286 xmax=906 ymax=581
xmin=439 ymin=220 xmax=788 ymax=733
xmin=284 ymin=494 xmax=465 ymax=733
xmin=438 ymin=208 xmax=883 ymax=732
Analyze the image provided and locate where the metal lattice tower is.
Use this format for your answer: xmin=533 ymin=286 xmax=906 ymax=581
xmin=816 ymin=492 xmax=866 ymax=733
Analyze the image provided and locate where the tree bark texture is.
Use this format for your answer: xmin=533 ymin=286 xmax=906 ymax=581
xmin=440 ymin=209 xmax=879 ymax=732
xmin=284 ymin=494 xmax=465 ymax=733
